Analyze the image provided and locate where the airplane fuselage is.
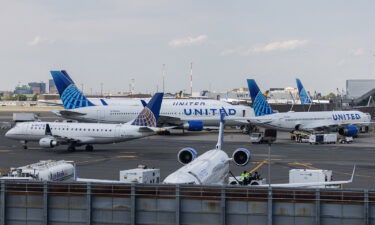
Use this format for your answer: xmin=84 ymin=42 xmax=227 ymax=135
xmin=249 ymin=111 xmax=371 ymax=131
xmin=58 ymin=99 xmax=252 ymax=127
xmin=163 ymin=149 xmax=230 ymax=185
xmin=5 ymin=122 xmax=154 ymax=145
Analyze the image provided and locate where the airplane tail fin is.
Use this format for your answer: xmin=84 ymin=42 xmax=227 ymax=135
xmin=296 ymin=78 xmax=312 ymax=104
xmin=50 ymin=70 xmax=95 ymax=109
xmin=247 ymin=79 xmax=274 ymax=116
xmin=131 ymin=93 xmax=163 ymax=127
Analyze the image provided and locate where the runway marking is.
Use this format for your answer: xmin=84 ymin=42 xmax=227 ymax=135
xmin=288 ymin=162 xmax=372 ymax=178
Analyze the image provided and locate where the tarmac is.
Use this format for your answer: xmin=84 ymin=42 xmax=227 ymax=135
xmin=0 ymin=110 xmax=375 ymax=189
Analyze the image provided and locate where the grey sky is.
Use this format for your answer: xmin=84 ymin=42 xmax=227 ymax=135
xmin=0 ymin=0 xmax=374 ymax=95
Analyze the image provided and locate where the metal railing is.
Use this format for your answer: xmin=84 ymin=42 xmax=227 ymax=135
xmin=1 ymin=180 xmax=374 ymax=225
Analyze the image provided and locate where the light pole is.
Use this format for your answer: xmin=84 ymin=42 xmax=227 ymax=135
xmin=268 ymin=142 xmax=271 ymax=188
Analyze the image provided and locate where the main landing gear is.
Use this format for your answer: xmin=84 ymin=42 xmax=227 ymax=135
xmin=67 ymin=145 xmax=76 ymax=152
xmin=21 ymin=140 xmax=28 ymax=149
xmin=85 ymin=145 xmax=94 ymax=151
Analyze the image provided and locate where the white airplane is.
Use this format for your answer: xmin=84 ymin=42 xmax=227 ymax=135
xmin=5 ymin=93 xmax=164 ymax=151
xmin=247 ymin=79 xmax=371 ymax=135
xmin=50 ymin=70 xmax=252 ymax=131
xmin=163 ymin=113 xmax=251 ymax=185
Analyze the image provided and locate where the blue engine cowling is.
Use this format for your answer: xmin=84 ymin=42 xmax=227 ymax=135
xmin=185 ymin=120 xmax=204 ymax=131
xmin=177 ymin=147 xmax=198 ymax=165
xmin=338 ymin=125 xmax=358 ymax=137
xmin=232 ymin=148 xmax=251 ymax=166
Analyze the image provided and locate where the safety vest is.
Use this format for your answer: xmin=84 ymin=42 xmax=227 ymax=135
xmin=241 ymin=173 xmax=247 ymax=179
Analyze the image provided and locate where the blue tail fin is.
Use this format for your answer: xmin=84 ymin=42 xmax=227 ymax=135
xmin=50 ymin=70 xmax=95 ymax=109
xmin=131 ymin=93 xmax=163 ymax=127
xmin=296 ymin=78 xmax=312 ymax=104
xmin=247 ymin=79 xmax=274 ymax=116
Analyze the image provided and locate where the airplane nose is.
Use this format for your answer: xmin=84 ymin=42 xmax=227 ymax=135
xmin=5 ymin=129 xmax=14 ymax=138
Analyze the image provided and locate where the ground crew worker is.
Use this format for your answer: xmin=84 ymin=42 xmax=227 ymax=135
xmin=241 ymin=171 xmax=248 ymax=185
xmin=247 ymin=173 xmax=253 ymax=184
xmin=254 ymin=171 xmax=260 ymax=180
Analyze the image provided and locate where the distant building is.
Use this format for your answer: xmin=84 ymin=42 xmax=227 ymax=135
xmin=28 ymin=82 xmax=46 ymax=94
xmin=49 ymin=79 xmax=57 ymax=94
xmin=14 ymin=85 xmax=33 ymax=95
xmin=268 ymin=87 xmax=299 ymax=104
xmin=346 ymin=79 xmax=375 ymax=99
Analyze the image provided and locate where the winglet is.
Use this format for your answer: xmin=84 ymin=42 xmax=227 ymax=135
xmin=131 ymin=93 xmax=163 ymax=127
xmin=349 ymin=165 xmax=356 ymax=182
xmin=247 ymin=79 xmax=274 ymax=116
xmin=296 ymin=78 xmax=312 ymax=104
xmin=141 ymin=100 xmax=147 ymax=107
xmin=216 ymin=111 xmax=225 ymax=150
xmin=50 ymin=70 xmax=95 ymax=109
xmin=100 ymin=99 xmax=108 ymax=106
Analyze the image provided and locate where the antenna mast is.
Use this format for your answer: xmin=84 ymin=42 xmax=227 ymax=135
xmin=190 ymin=62 xmax=193 ymax=95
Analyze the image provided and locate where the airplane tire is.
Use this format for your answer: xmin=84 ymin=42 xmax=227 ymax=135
xmin=85 ymin=145 xmax=94 ymax=151
xmin=23 ymin=145 xmax=28 ymax=150
xmin=68 ymin=146 xmax=76 ymax=152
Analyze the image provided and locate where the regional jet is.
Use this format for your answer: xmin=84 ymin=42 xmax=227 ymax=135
xmin=5 ymin=93 xmax=164 ymax=151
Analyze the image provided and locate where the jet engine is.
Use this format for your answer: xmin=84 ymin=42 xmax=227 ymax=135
xmin=232 ymin=148 xmax=251 ymax=166
xmin=338 ymin=125 xmax=358 ymax=137
xmin=184 ymin=120 xmax=204 ymax=131
xmin=39 ymin=137 xmax=58 ymax=148
xmin=177 ymin=147 xmax=198 ymax=165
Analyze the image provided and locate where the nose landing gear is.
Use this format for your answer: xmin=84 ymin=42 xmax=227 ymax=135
xmin=85 ymin=145 xmax=94 ymax=151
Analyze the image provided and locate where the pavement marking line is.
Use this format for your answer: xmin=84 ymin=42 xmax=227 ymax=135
xmin=0 ymin=168 xmax=9 ymax=174
xmin=0 ymin=150 xmax=11 ymax=152
xmin=288 ymin=162 xmax=372 ymax=178
xmin=115 ymin=155 xmax=137 ymax=159
xmin=77 ymin=154 xmax=138 ymax=165
xmin=249 ymin=160 xmax=267 ymax=174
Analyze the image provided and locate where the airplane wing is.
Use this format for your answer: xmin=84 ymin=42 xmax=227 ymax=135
xmin=57 ymin=110 xmax=87 ymax=117
xmin=44 ymin=124 xmax=94 ymax=144
xmin=299 ymin=121 xmax=371 ymax=130
xmin=158 ymin=115 xmax=183 ymax=126
xmin=37 ymin=100 xmax=63 ymax=107
xmin=138 ymin=126 xmax=177 ymax=133
xmin=76 ymin=178 xmax=125 ymax=183
xmin=258 ymin=166 xmax=355 ymax=188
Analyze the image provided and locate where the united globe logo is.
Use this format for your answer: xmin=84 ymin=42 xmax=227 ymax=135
xmin=132 ymin=107 xmax=157 ymax=127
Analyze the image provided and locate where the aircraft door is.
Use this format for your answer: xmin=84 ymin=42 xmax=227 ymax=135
xmin=115 ymin=126 xmax=126 ymax=138
xmin=24 ymin=123 xmax=31 ymax=135
xmin=97 ymin=110 xmax=105 ymax=122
